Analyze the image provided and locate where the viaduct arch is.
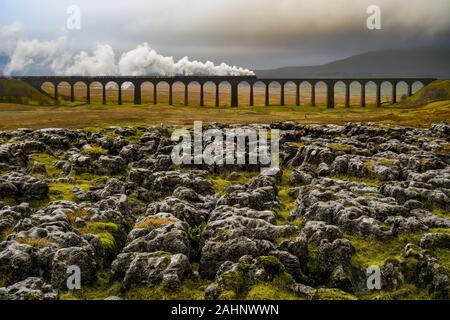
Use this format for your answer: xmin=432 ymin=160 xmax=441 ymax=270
xmin=9 ymin=76 xmax=436 ymax=108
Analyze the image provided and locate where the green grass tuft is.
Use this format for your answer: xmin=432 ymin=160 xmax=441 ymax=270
xmin=124 ymin=279 xmax=211 ymax=300
xmin=81 ymin=145 xmax=107 ymax=156
xmin=347 ymin=232 xmax=425 ymax=268
xmin=208 ymin=172 xmax=259 ymax=195
xmin=363 ymin=284 xmax=431 ymax=300
xmin=60 ymin=271 xmax=122 ymax=300
xmin=430 ymin=206 xmax=450 ymax=219
xmin=246 ymin=283 xmax=302 ymax=300
xmin=49 ymin=183 xmax=78 ymax=202
xmin=275 ymin=170 xmax=295 ymax=224
xmin=76 ymin=222 xmax=125 ymax=263
xmin=312 ymin=288 xmax=357 ymax=300
xmin=30 ymin=153 xmax=61 ymax=177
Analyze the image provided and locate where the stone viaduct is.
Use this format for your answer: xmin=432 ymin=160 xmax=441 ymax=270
xmin=5 ymin=76 xmax=437 ymax=108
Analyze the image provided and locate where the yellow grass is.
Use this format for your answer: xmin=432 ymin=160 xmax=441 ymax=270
xmin=328 ymin=143 xmax=354 ymax=152
xmin=436 ymin=143 xmax=450 ymax=155
xmin=377 ymin=158 xmax=396 ymax=166
xmin=15 ymin=237 xmax=52 ymax=248
xmin=134 ymin=218 xmax=175 ymax=230
xmin=0 ymin=226 xmax=13 ymax=242
xmin=0 ymin=100 xmax=448 ymax=131
xmin=66 ymin=209 xmax=91 ymax=225
xmin=81 ymin=145 xmax=107 ymax=155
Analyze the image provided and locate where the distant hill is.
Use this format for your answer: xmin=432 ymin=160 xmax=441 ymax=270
xmin=255 ymin=47 xmax=450 ymax=79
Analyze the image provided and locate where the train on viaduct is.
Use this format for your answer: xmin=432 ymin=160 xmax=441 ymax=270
xmin=2 ymin=76 xmax=437 ymax=108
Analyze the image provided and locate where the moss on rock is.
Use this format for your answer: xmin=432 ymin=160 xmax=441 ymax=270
xmin=256 ymin=256 xmax=285 ymax=276
xmin=312 ymin=288 xmax=357 ymax=300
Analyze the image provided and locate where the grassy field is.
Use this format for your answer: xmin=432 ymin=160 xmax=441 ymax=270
xmin=0 ymin=80 xmax=449 ymax=130
xmin=0 ymin=100 xmax=449 ymax=131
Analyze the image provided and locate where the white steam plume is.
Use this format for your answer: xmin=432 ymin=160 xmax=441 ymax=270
xmin=118 ymin=43 xmax=254 ymax=76
xmin=2 ymin=26 xmax=254 ymax=77
xmin=4 ymin=37 xmax=70 ymax=76
xmin=65 ymin=44 xmax=118 ymax=76
xmin=0 ymin=23 xmax=22 ymax=55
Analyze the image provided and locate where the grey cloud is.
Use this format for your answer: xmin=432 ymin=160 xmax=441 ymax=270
xmin=2 ymin=0 xmax=450 ymax=68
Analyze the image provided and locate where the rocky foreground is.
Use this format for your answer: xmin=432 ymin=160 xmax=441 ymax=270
xmin=0 ymin=122 xmax=449 ymax=300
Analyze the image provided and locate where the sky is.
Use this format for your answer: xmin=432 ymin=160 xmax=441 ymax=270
xmin=0 ymin=0 xmax=449 ymax=74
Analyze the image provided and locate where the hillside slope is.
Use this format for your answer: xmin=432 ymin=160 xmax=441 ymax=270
xmin=255 ymin=47 xmax=450 ymax=78
xmin=0 ymin=80 xmax=54 ymax=105
xmin=400 ymin=80 xmax=450 ymax=107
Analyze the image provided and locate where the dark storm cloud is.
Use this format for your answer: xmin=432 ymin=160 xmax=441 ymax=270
xmin=1 ymin=0 xmax=449 ymax=68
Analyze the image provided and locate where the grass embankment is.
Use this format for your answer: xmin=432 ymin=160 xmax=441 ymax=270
xmin=400 ymin=80 xmax=450 ymax=107
xmin=0 ymin=80 xmax=54 ymax=105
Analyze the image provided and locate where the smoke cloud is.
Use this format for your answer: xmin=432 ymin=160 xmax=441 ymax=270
xmin=65 ymin=44 xmax=118 ymax=76
xmin=1 ymin=25 xmax=254 ymax=76
xmin=118 ymin=43 xmax=254 ymax=76
xmin=0 ymin=23 xmax=22 ymax=55
xmin=4 ymin=37 xmax=71 ymax=76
